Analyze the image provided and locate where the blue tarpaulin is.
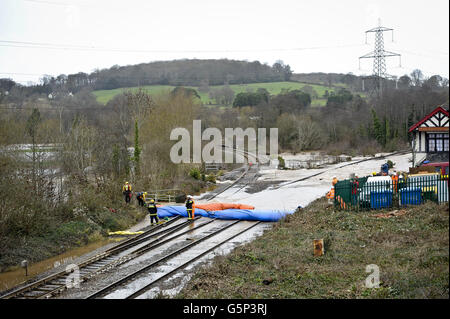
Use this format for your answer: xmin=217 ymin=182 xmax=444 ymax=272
xmin=157 ymin=206 xmax=293 ymax=222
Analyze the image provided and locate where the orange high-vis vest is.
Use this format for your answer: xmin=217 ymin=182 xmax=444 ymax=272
xmin=391 ymin=175 xmax=398 ymax=192
xmin=326 ymin=188 xmax=335 ymax=199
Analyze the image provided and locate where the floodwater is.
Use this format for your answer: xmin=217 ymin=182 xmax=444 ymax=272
xmin=103 ymin=220 xmax=271 ymax=299
xmin=0 ymin=238 xmax=117 ymax=293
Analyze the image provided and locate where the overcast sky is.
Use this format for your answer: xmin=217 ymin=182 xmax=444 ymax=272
xmin=0 ymin=0 xmax=448 ymax=85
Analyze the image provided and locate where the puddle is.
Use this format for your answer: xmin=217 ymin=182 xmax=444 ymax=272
xmin=0 ymin=238 xmax=117 ymax=293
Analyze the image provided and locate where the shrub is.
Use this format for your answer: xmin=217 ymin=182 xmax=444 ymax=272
xmin=206 ymin=174 xmax=216 ymax=183
xmin=278 ymin=156 xmax=285 ymax=169
xmin=189 ymin=168 xmax=201 ymax=180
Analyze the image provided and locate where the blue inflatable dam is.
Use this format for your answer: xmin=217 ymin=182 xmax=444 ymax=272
xmin=157 ymin=206 xmax=293 ymax=222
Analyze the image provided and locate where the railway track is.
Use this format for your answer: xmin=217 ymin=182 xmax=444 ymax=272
xmin=203 ymin=146 xmax=261 ymax=200
xmin=0 ymin=215 xmax=207 ymax=299
xmin=1 ymin=147 xmax=263 ymax=299
xmin=2 ymin=147 xmax=409 ymax=299
xmin=274 ymin=149 xmax=411 ymax=189
xmin=86 ymin=219 xmax=261 ymax=299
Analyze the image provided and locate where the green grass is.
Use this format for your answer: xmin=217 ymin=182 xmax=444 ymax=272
xmin=92 ymin=81 xmax=339 ymax=106
xmin=178 ymin=198 xmax=449 ymax=299
xmin=93 ymin=85 xmax=176 ymax=104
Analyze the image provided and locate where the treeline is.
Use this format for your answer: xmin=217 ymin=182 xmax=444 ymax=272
xmin=0 ymin=59 xmax=293 ymax=101
xmin=203 ymin=74 xmax=448 ymax=154
xmin=291 ymin=71 xmax=450 ymax=93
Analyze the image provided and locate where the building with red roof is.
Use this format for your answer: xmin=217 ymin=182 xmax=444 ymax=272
xmin=409 ymin=106 xmax=449 ymax=167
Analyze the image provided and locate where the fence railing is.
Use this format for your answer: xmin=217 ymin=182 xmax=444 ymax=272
xmin=144 ymin=189 xmax=182 ymax=203
xmin=205 ymin=163 xmax=223 ymax=171
xmin=334 ymin=174 xmax=449 ymax=210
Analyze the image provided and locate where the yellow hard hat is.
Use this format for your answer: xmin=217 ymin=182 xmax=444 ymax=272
xmin=144 ymin=192 xmax=147 ymax=195
xmin=150 ymin=199 xmax=155 ymax=203
xmin=125 ymin=181 xmax=129 ymax=184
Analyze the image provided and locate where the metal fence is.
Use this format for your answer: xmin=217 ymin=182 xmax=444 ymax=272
xmin=205 ymin=163 xmax=223 ymax=171
xmin=334 ymin=174 xmax=449 ymax=211
xmin=144 ymin=189 xmax=181 ymax=203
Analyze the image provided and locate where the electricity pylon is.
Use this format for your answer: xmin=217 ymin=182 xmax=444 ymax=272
xmin=359 ymin=20 xmax=401 ymax=97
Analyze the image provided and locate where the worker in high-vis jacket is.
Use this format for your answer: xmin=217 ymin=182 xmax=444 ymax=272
xmin=122 ymin=182 xmax=132 ymax=204
xmin=332 ymin=176 xmax=338 ymax=186
xmin=186 ymin=195 xmax=195 ymax=220
xmin=136 ymin=192 xmax=144 ymax=206
xmin=147 ymin=199 xmax=159 ymax=226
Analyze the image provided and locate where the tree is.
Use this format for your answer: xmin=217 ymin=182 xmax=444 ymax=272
xmin=326 ymin=88 xmax=353 ymax=107
xmin=133 ymin=120 xmax=141 ymax=176
xmin=60 ymin=116 xmax=96 ymax=180
xmin=398 ymin=75 xmax=411 ymax=89
xmin=371 ymin=108 xmax=383 ymax=146
xmin=424 ymin=75 xmax=443 ymax=90
xmin=300 ymin=85 xmax=318 ymax=99
xmin=271 ymin=90 xmax=311 ymax=114
xmin=410 ymin=69 xmax=424 ymax=87
xmin=272 ymin=60 xmax=293 ymax=81
xmin=296 ymin=117 xmax=326 ymax=151
xmin=26 ymin=108 xmax=42 ymax=194
xmin=171 ymin=86 xmax=201 ymax=100
xmin=233 ymin=92 xmax=267 ymax=107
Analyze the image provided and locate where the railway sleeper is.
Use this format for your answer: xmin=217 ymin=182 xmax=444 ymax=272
xmin=40 ymin=285 xmax=61 ymax=290
xmin=22 ymin=290 xmax=46 ymax=298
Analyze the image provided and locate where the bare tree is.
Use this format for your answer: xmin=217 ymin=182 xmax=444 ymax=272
xmin=410 ymin=69 xmax=424 ymax=87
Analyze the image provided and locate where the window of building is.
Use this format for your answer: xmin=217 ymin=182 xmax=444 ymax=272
xmin=427 ymin=133 xmax=449 ymax=152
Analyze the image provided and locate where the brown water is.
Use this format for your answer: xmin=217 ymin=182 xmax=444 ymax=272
xmin=0 ymin=238 xmax=118 ymax=293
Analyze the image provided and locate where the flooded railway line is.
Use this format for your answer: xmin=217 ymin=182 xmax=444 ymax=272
xmin=86 ymin=219 xmax=262 ymax=299
xmin=0 ymin=215 xmax=199 ymax=299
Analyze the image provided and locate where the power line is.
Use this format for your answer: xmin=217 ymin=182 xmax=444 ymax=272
xmin=0 ymin=40 xmax=366 ymax=54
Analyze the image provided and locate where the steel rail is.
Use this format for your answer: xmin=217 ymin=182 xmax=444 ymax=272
xmin=86 ymin=220 xmax=241 ymax=299
xmin=102 ymin=217 xmax=197 ymax=254
xmin=0 ymin=216 xmax=192 ymax=299
xmin=104 ymin=215 xmax=182 ymax=252
xmin=128 ymin=219 xmax=216 ymax=257
xmin=275 ymin=150 xmax=411 ymax=188
xmin=36 ymin=217 xmax=214 ymax=299
xmin=126 ymin=221 xmax=262 ymax=299
xmin=205 ymin=146 xmax=260 ymax=200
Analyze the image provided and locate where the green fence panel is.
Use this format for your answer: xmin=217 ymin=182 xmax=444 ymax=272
xmin=333 ymin=174 xmax=448 ymax=211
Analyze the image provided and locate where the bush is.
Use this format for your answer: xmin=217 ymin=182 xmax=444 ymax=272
xmin=206 ymin=174 xmax=216 ymax=183
xmin=278 ymin=156 xmax=285 ymax=169
xmin=189 ymin=168 xmax=201 ymax=180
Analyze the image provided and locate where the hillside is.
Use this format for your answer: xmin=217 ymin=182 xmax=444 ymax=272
xmin=92 ymin=81 xmax=340 ymax=106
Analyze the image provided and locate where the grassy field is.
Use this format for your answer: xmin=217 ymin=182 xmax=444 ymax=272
xmin=178 ymin=198 xmax=449 ymax=299
xmin=92 ymin=81 xmax=337 ymax=106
